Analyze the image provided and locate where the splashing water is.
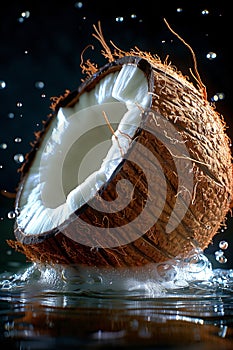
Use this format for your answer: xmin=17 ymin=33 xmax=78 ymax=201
xmin=1 ymin=248 xmax=232 ymax=299
xmin=1 ymin=248 xmax=233 ymax=349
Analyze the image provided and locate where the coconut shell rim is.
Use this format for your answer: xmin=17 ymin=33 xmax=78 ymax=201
xmin=13 ymin=55 xmax=156 ymax=245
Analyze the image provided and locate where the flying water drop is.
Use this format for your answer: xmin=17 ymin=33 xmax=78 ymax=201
xmin=13 ymin=154 xmax=24 ymax=164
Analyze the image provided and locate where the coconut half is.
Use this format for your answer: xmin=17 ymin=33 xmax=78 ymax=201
xmin=17 ymin=61 xmax=151 ymax=237
xmin=8 ymin=31 xmax=233 ymax=268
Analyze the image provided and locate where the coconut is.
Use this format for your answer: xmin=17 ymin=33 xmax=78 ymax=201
xmin=7 ymin=22 xmax=232 ymax=268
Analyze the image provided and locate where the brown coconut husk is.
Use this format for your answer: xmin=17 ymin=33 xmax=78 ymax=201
xmin=7 ymin=21 xmax=233 ymax=268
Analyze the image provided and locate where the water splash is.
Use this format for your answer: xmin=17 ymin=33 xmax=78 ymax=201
xmin=1 ymin=253 xmax=232 ymax=348
xmin=1 ymin=248 xmax=232 ymax=299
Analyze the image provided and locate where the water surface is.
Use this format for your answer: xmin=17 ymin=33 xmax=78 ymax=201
xmin=1 ymin=250 xmax=233 ymax=349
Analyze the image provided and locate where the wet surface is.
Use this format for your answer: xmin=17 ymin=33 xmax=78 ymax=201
xmin=0 ymin=259 xmax=233 ymax=349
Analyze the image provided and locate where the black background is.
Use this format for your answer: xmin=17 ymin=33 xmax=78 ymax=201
xmin=0 ymin=0 xmax=232 ymax=271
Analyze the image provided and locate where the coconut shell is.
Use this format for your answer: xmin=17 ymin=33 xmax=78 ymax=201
xmin=7 ymin=31 xmax=233 ymax=268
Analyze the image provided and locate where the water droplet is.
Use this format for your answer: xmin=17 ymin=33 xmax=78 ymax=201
xmin=0 ymin=165 xmax=3 ymax=169
xmin=201 ymin=9 xmax=209 ymax=15
xmin=35 ymin=81 xmax=45 ymax=89
xmin=24 ymin=50 xmax=29 ymax=55
xmin=212 ymin=95 xmax=218 ymax=102
xmin=8 ymin=112 xmax=15 ymax=119
xmin=216 ymin=255 xmax=227 ymax=264
xmin=14 ymin=137 xmax=22 ymax=143
xmin=116 ymin=17 xmax=124 ymax=22
xmin=219 ymin=240 xmax=228 ymax=250
xmin=13 ymin=154 xmax=24 ymax=163
xmin=0 ymin=80 xmax=6 ymax=89
xmin=7 ymin=211 xmax=16 ymax=219
xmin=0 ymin=143 xmax=7 ymax=149
xmin=74 ymin=2 xmax=83 ymax=8
xmin=21 ymin=11 xmax=30 ymax=18
xmin=215 ymin=249 xmax=224 ymax=258
xmin=214 ymin=249 xmax=228 ymax=263
xmin=211 ymin=92 xmax=225 ymax=102
xmin=185 ymin=251 xmax=210 ymax=273
xmin=217 ymin=92 xmax=225 ymax=100
xmin=206 ymin=51 xmax=217 ymax=60
xmin=17 ymin=17 xmax=24 ymax=23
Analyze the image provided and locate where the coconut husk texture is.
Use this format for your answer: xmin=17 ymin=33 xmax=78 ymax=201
xmin=7 ymin=22 xmax=233 ymax=268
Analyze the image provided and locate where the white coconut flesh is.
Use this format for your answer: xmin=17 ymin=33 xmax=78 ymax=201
xmin=17 ymin=64 xmax=151 ymax=235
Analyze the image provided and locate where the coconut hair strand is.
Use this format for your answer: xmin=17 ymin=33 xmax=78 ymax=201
xmin=92 ymin=21 xmax=115 ymax=62
xmin=163 ymin=18 xmax=207 ymax=102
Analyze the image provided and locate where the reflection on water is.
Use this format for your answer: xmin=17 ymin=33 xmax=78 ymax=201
xmin=0 ymin=249 xmax=233 ymax=349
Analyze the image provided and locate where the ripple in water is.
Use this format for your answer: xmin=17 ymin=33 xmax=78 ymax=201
xmin=1 ymin=248 xmax=233 ymax=349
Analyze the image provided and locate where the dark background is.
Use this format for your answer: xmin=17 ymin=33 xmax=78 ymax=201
xmin=0 ymin=0 xmax=232 ymax=271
